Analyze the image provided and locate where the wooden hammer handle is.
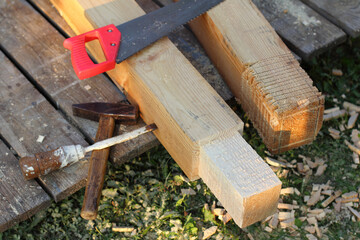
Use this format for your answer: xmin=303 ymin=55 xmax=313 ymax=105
xmin=81 ymin=116 xmax=115 ymax=220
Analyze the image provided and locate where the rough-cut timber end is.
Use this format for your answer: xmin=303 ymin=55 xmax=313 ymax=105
xmin=239 ymin=55 xmax=325 ymax=154
xmin=188 ymin=0 xmax=324 ymax=154
xmin=199 ymin=133 xmax=282 ymax=227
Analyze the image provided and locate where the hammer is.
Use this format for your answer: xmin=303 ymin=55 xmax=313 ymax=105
xmin=74 ymin=102 xmax=137 ymax=220
xmin=19 ymin=102 xmax=157 ymax=219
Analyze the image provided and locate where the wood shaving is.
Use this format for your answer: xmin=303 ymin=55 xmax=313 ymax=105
xmin=212 ymin=208 xmax=225 ymax=216
xmin=281 ymin=187 xmax=294 ymax=195
xmin=279 ymin=218 xmax=294 ymax=228
xmin=315 ymin=164 xmax=327 ymax=176
xmin=332 ymin=69 xmax=343 ymax=76
xmin=306 ymin=234 xmax=318 ymax=240
xmin=321 ymin=190 xmax=333 ymax=196
xmin=353 ymin=153 xmax=360 ymax=164
xmin=347 ymin=112 xmax=359 ymax=129
xmin=264 ymin=226 xmax=272 ymax=232
xmin=344 ymin=101 xmax=360 ymax=112
xmin=306 ymin=159 xmax=318 ymax=169
xmin=247 ymin=233 xmax=255 ymax=240
xmin=36 ymin=135 xmax=45 ymax=143
xmin=321 ymin=190 xmax=342 ymax=207
xmin=112 ymin=226 xmax=135 ymax=232
xmin=84 ymin=85 xmax=91 ymax=90
xmin=278 ymin=212 xmax=292 ymax=221
xmin=345 ymin=140 xmax=360 ymax=155
xmin=181 ymin=188 xmax=196 ymax=195
xmin=342 ymin=191 xmax=358 ymax=199
xmin=269 ymin=213 xmax=279 ymax=229
xmin=340 ymin=197 xmax=359 ymax=203
xmin=323 ymin=109 xmax=346 ymax=121
xmin=265 ymin=157 xmax=290 ymax=168
xmin=348 ymin=206 xmax=360 ymax=221
xmin=307 ymin=190 xmax=321 ymax=206
xmin=218 ymin=212 xmax=232 ymax=224
xmin=278 ymin=203 xmax=294 ymax=210
xmin=324 ymin=107 xmax=340 ymax=114
xmin=202 ymin=226 xmax=217 ymax=240
xmin=305 ymin=225 xmax=316 ymax=234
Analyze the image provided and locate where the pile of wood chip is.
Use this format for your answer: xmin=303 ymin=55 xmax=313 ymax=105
xmin=262 ymin=181 xmax=360 ymax=239
xmin=324 ymin=102 xmax=360 ymax=169
xmin=194 ymin=101 xmax=360 ymax=239
xmin=261 ymin=99 xmax=360 ymax=239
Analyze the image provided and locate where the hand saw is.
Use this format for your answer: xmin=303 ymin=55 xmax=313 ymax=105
xmin=63 ymin=0 xmax=224 ymax=80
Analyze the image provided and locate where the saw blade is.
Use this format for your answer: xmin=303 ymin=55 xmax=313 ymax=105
xmin=115 ymin=0 xmax=224 ymax=63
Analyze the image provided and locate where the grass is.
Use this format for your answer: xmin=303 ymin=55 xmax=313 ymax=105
xmin=2 ymin=40 xmax=360 ymax=239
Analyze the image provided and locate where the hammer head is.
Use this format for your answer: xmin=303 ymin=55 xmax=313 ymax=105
xmin=72 ymin=102 xmax=139 ymax=123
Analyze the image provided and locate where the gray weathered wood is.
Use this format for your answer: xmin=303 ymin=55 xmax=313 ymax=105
xmin=27 ymin=0 xmax=76 ymax=37
xmin=1 ymin=0 xmax=158 ymax=168
xmin=0 ymin=140 xmax=51 ymax=232
xmin=0 ymin=46 xmax=89 ymax=203
xmin=302 ymin=0 xmax=360 ymax=38
xmin=0 ymin=52 xmax=61 ymax=231
xmin=252 ymin=0 xmax=346 ymax=60
xmin=0 ymin=138 xmax=51 ymax=232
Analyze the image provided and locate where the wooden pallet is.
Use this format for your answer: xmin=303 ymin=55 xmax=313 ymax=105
xmin=50 ymin=0 xmax=281 ymax=228
xmin=0 ymin=0 xmax=278 ymax=231
xmin=1 ymin=0 xmax=357 ymax=232
xmin=253 ymin=0 xmax=359 ymax=60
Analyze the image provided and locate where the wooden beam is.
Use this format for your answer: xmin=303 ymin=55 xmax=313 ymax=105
xmin=185 ymin=0 xmax=324 ymax=153
xmin=51 ymin=0 xmax=281 ymax=227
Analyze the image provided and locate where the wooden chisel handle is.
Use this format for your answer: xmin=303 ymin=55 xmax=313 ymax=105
xmin=81 ymin=116 xmax=115 ymax=220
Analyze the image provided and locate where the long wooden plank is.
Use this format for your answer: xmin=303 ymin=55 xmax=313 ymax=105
xmin=31 ymin=0 xmax=233 ymax=101
xmin=252 ymin=0 xmax=346 ymax=60
xmin=0 ymin=51 xmax=81 ymax=233
xmin=51 ymin=0 xmax=281 ymax=227
xmin=181 ymin=0 xmax=324 ymax=154
xmin=0 ymin=0 xmax=158 ymax=170
xmin=0 ymin=137 xmax=51 ymax=232
xmin=302 ymin=0 xmax=360 ymax=38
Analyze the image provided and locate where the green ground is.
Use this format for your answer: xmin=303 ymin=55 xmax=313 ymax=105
xmin=2 ymin=40 xmax=360 ymax=240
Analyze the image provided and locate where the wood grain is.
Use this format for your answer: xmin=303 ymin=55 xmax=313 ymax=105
xmin=302 ymin=0 xmax=360 ymax=38
xmin=187 ymin=0 xmax=324 ymax=153
xmin=0 ymin=0 xmax=158 ymax=169
xmin=0 ymin=47 xmax=90 ymax=203
xmin=0 ymin=140 xmax=51 ymax=232
xmin=252 ymin=0 xmax=346 ymax=60
xmin=0 ymin=49 xmax=88 ymax=230
xmin=136 ymin=0 xmax=233 ymax=100
xmin=51 ymin=0 xmax=281 ymax=227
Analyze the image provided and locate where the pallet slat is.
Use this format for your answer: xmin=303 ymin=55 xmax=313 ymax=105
xmin=0 ymin=52 xmax=58 ymax=233
xmin=1 ymin=0 xmax=158 ymax=173
xmin=0 ymin=140 xmax=51 ymax=232
xmin=252 ymin=0 xmax=347 ymax=60
xmin=302 ymin=0 xmax=360 ymax=38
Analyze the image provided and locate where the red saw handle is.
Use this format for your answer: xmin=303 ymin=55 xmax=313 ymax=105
xmin=63 ymin=24 xmax=121 ymax=80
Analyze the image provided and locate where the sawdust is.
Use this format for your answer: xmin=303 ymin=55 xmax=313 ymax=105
xmin=273 ymin=0 xmax=321 ymax=27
